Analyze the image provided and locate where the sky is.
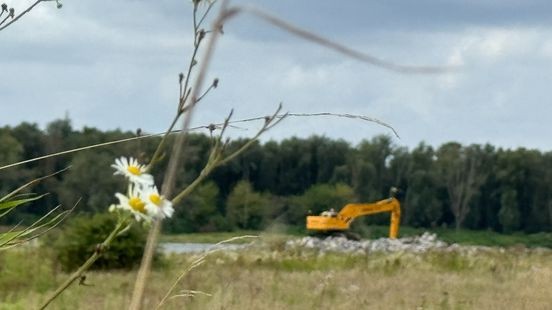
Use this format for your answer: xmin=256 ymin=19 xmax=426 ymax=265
xmin=1 ymin=0 xmax=552 ymax=151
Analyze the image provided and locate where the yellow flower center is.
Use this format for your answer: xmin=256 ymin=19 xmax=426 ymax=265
xmin=129 ymin=197 xmax=146 ymax=213
xmin=127 ymin=165 xmax=141 ymax=176
xmin=149 ymin=194 xmax=162 ymax=206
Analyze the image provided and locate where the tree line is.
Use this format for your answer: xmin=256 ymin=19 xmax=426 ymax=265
xmin=1 ymin=119 xmax=551 ymax=234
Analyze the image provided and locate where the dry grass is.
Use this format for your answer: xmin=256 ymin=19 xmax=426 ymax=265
xmin=2 ymin=245 xmax=551 ymax=309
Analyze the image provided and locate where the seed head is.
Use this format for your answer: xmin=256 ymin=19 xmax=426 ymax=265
xmin=213 ymin=78 xmax=219 ymax=88
xmin=1 ymin=4 xmax=7 ymax=12
xmin=198 ymin=29 xmax=206 ymax=41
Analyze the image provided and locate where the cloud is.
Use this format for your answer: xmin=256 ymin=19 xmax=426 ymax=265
xmin=1 ymin=0 xmax=552 ymax=151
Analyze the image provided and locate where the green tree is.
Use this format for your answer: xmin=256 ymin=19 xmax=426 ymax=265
xmin=0 ymin=130 xmax=23 ymax=166
xmin=0 ymin=130 xmax=26 ymax=200
xmin=353 ymin=135 xmax=394 ymax=201
xmin=226 ymin=180 xmax=269 ymax=230
xmin=11 ymin=122 xmax=45 ymax=163
xmin=498 ymin=187 xmax=520 ymax=232
xmin=400 ymin=143 xmax=444 ymax=227
xmin=165 ymin=181 xmax=224 ymax=233
xmin=57 ymin=151 xmax=123 ymax=213
xmin=405 ymin=170 xmax=443 ymax=227
xmin=437 ymin=143 xmax=488 ymax=229
xmin=289 ymin=183 xmax=355 ymax=225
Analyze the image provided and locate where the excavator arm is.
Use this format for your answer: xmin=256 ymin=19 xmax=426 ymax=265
xmin=306 ymin=197 xmax=401 ymax=239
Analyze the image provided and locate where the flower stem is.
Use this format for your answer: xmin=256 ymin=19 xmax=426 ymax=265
xmin=39 ymin=220 xmax=126 ymax=309
xmin=145 ymin=114 xmax=181 ymax=172
xmin=145 ymin=1 xmax=203 ymax=173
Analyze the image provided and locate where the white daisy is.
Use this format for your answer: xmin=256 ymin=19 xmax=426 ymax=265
xmin=111 ymin=157 xmax=154 ymax=187
xmin=142 ymin=186 xmax=174 ymax=219
xmin=114 ymin=185 xmax=152 ymax=222
xmin=108 ymin=204 xmax=118 ymax=213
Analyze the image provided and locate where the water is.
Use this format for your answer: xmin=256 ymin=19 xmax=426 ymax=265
xmin=161 ymin=242 xmax=248 ymax=254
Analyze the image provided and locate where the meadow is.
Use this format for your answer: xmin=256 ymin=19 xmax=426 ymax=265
xmin=1 ymin=230 xmax=551 ymax=309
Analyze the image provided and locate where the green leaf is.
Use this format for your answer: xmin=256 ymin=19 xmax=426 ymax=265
xmin=0 ymin=194 xmax=47 ymax=211
xmin=0 ymin=204 xmax=74 ymax=249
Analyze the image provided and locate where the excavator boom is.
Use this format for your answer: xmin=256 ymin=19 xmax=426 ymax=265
xmin=306 ymin=197 xmax=401 ymax=239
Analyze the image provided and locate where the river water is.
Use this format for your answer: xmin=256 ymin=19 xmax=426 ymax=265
xmin=161 ymin=242 xmax=248 ymax=254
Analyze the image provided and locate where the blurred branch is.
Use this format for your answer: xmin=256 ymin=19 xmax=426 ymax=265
xmin=0 ymin=134 xmax=159 ymax=171
xmin=226 ymin=5 xmax=457 ymax=74
xmin=0 ymin=110 xmax=397 ymax=172
xmin=171 ymin=104 xmax=285 ymax=205
xmin=228 ymin=111 xmax=400 ymax=138
xmin=0 ymin=0 xmax=61 ymax=32
xmin=147 ymin=1 xmax=220 ymax=172
xmin=156 ymin=235 xmax=258 ymax=309
xmin=129 ymin=1 xmax=229 ymax=308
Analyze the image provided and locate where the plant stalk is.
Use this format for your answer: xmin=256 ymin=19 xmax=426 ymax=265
xmin=39 ymin=220 xmax=126 ymax=309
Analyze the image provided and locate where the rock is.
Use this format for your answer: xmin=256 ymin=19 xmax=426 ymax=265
xmin=285 ymin=232 xmax=457 ymax=254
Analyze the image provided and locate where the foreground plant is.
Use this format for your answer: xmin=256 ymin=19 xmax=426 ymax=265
xmin=0 ymin=168 xmax=73 ymax=250
xmin=36 ymin=0 xmax=270 ymax=304
xmin=155 ymin=235 xmax=258 ymax=309
xmin=0 ymin=0 xmax=62 ymax=32
xmin=38 ymin=156 xmax=169 ymax=309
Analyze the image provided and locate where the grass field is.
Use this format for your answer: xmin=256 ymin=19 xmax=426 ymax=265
xmin=1 ymin=231 xmax=552 ymax=309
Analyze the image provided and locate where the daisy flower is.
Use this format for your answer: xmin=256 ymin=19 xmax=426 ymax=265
xmin=111 ymin=157 xmax=154 ymax=187
xmin=142 ymin=186 xmax=174 ymax=219
xmin=114 ymin=185 xmax=152 ymax=222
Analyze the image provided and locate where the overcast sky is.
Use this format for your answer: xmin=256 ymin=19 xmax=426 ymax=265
xmin=2 ymin=0 xmax=552 ymax=151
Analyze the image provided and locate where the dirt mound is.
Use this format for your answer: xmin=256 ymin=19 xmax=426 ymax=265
xmin=285 ymin=232 xmax=453 ymax=253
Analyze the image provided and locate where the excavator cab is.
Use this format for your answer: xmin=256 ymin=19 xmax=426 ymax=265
xmin=320 ymin=208 xmax=338 ymax=217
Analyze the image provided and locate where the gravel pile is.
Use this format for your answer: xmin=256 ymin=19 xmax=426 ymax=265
xmin=285 ymin=232 xmax=452 ymax=254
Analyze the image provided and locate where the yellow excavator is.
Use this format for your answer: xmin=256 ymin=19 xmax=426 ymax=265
xmin=306 ymin=188 xmax=401 ymax=239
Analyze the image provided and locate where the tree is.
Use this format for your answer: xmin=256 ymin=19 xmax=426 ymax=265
xmin=353 ymin=135 xmax=394 ymax=201
xmin=405 ymin=170 xmax=443 ymax=227
xmin=11 ymin=122 xmax=45 ymax=164
xmin=288 ymin=183 xmax=355 ymax=225
xmin=399 ymin=143 xmax=443 ymax=227
xmin=226 ymin=180 xmax=269 ymax=230
xmin=165 ymin=181 xmax=223 ymax=233
xmin=0 ymin=130 xmax=23 ymax=166
xmin=0 ymin=130 xmax=25 ymax=200
xmin=58 ymin=151 xmax=124 ymax=213
xmin=498 ymin=187 xmax=520 ymax=232
xmin=437 ymin=143 xmax=488 ymax=230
